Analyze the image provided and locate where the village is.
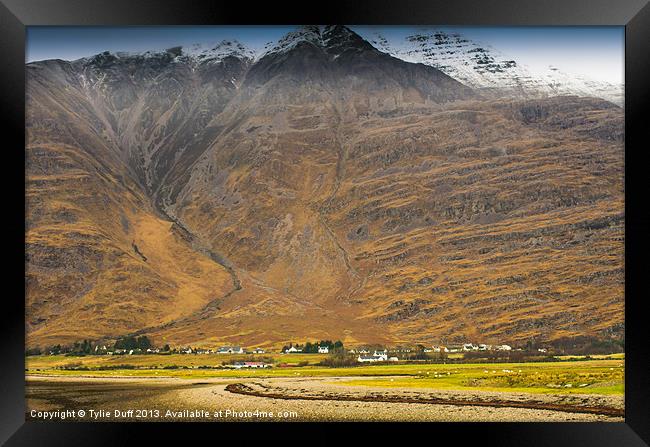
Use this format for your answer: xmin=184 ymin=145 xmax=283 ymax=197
xmin=281 ymin=342 xmax=522 ymax=363
xmin=32 ymin=336 xmax=556 ymax=369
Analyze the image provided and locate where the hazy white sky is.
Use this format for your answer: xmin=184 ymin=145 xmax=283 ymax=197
xmin=27 ymin=26 xmax=624 ymax=85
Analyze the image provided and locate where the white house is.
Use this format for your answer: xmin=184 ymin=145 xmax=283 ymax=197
xmin=373 ymin=349 xmax=387 ymax=357
xmin=217 ymin=346 xmax=244 ymax=354
xmin=357 ymin=353 xmax=388 ymax=363
xmin=318 ymin=346 xmax=329 ymax=354
xmin=285 ymin=346 xmax=302 ymax=353
xmin=463 ymin=343 xmax=478 ymax=351
xmin=253 ymin=348 xmax=265 ymax=354
xmin=496 ymin=344 xmax=512 ymax=351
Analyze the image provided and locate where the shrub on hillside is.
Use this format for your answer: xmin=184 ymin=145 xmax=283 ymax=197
xmin=318 ymin=352 xmax=358 ymax=367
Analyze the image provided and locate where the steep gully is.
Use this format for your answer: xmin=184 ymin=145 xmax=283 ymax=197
xmin=125 ymin=200 xmax=245 ymax=337
xmin=127 ymin=99 xmax=363 ymax=337
xmin=317 ymin=102 xmax=366 ymax=303
xmin=122 ymin=150 xmax=245 ymax=336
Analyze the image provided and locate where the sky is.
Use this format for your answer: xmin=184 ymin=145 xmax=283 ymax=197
xmin=26 ymin=26 xmax=624 ymax=85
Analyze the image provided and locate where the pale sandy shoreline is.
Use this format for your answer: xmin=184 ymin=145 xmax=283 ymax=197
xmin=25 ymin=375 xmax=624 ymax=422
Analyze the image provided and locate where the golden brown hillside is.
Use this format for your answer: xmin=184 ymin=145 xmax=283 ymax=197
xmin=25 ymin=27 xmax=624 ymax=350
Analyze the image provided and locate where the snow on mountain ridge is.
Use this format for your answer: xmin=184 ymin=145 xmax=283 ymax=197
xmin=364 ymin=29 xmax=623 ymax=106
xmin=78 ymin=39 xmax=255 ymax=67
xmin=184 ymin=40 xmax=256 ymax=62
xmin=71 ymin=27 xmax=622 ymax=105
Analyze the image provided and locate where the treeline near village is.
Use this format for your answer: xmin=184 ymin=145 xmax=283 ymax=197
xmin=25 ymin=336 xmax=163 ymax=356
xmin=25 ymin=334 xmax=624 ymax=367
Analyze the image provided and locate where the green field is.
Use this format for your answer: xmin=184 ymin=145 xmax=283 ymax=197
xmin=26 ymin=354 xmax=624 ymax=395
xmin=336 ymin=360 xmax=624 ymax=395
xmin=26 ymin=352 xmax=328 ymax=370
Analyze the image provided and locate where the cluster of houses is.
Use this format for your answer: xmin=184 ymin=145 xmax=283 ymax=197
xmin=356 ymin=349 xmax=399 ymax=363
xmin=106 ymin=348 xmax=162 ymax=355
xmin=282 ymin=345 xmax=330 ymax=354
xmin=186 ymin=346 xmax=266 ymax=355
xmin=346 ymin=343 xmax=519 ymax=362
xmin=210 ymin=343 xmax=532 ymax=356
xmin=99 ymin=341 xmax=529 ymax=359
xmin=105 ymin=346 xmax=268 ymax=356
xmin=422 ymin=343 xmax=513 ymax=353
xmin=228 ymin=361 xmax=272 ymax=369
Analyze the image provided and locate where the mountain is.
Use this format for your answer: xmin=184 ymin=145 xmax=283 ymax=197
xmin=25 ymin=26 xmax=624 ymax=349
xmin=244 ymin=26 xmax=474 ymax=101
xmin=363 ymin=29 xmax=624 ymax=106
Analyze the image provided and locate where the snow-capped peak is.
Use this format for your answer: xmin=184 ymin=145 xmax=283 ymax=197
xmin=262 ymin=25 xmax=368 ymax=58
xmin=184 ymin=40 xmax=256 ymax=63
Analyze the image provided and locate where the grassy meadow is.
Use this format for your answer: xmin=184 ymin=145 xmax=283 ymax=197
xmin=26 ymin=353 xmax=624 ymax=396
xmin=336 ymin=360 xmax=624 ymax=395
xmin=26 ymin=352 xmax=329 ymax=370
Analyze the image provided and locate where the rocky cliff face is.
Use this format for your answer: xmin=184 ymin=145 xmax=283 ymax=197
xmin=25 ymin=26 xmax=624 ymax=349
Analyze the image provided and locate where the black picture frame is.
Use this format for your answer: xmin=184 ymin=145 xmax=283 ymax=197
xmin=1 ymin=0 xmax=648 ymax=445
